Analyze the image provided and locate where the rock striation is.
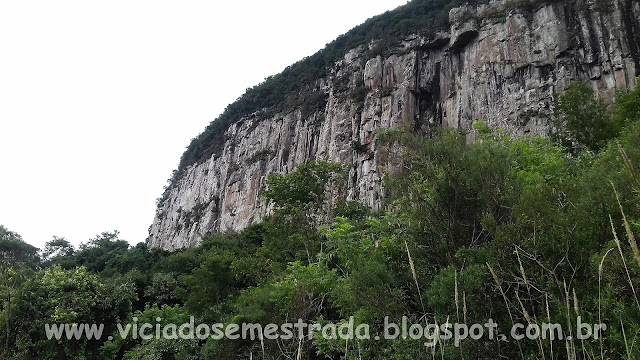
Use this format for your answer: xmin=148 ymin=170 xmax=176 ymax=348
xmin=148 ymin=0 xmax=640 ymax=250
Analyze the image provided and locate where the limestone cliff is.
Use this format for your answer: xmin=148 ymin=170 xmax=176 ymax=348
xmin=148 ymin=0 xmax=640 ymax=250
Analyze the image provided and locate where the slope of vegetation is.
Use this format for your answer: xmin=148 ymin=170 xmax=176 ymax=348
xmin=2 ymin=82 xmax=639 ymax=359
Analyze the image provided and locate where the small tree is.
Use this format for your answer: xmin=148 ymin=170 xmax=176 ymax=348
xmin=41 ymin=236 xmax=75 ymax=263
xmin=0 ymin=225 xmax=39 ymax=267
xmin=553 ymin=82 xmax=616 ymax=153
xmin=263 ymin=160 xmax=345 ymax=227
xmin=262 ymin=160 xmax=345 ymax=264
xmin=0 ymin=263 xmax=27 ymax=354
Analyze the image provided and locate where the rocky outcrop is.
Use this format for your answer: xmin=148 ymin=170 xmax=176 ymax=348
xmin=148 ymin=0 xmax=640 ymax=250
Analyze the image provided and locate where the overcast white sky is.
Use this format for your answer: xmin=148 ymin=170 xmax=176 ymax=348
xmin=0 ymin=0 xmax=408 ymax=248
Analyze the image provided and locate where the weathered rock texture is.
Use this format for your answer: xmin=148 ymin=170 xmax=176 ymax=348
xmin=148 ymin=0 xmax=640 ymax=250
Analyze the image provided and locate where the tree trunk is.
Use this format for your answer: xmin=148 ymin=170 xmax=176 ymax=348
xmin=5 ymin=293 xmax=9 ymax=353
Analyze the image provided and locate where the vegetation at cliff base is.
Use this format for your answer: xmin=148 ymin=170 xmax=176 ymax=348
xmin=1 ymin=82 xmax=640 ymax=359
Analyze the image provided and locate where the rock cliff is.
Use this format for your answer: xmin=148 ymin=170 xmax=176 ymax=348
xmin=148 ymin=0 xmax=640 ymax=250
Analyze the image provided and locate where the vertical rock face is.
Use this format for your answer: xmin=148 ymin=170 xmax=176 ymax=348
xmin=148 ymin=0 xmax=640 ymax=250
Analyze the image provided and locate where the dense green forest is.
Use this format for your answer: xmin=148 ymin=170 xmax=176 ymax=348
xmin=2 ymin=82 xmax=640 ymax=359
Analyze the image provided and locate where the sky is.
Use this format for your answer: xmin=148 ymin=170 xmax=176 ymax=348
xmin=0 ymin=0 xmax=408 ymax=249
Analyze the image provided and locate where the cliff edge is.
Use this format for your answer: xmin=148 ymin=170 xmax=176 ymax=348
xmin=148 ymin=0 xmax=640 ymax=250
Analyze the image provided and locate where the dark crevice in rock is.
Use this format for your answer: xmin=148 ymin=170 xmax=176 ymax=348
xmin=621 ymin=0 xmax=640 ymax=75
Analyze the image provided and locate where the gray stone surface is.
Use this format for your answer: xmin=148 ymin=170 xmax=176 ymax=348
xmin=148 ymin=0 xmax=640 ymax=250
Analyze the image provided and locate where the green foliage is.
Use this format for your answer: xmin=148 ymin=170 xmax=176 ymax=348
xmin=261 ymin=160 xmax=346 ymax=266
xmin=0 ymin=263 xmax=30 ymax=356
xmin=319 ymin=217 xmax=411 ymax=318
xmin=176 ymin=251 xmax=235 ymax=321
xmin=373 ymin=101 xmax=640 ymax=358
xmin=613 ymin=82 xmax=640 ymax=127
xmin=0 ymin=225 xmax=39 ymax=267
xmin=74 ymin=231 xmax=132 ymax=274
xmin=100 ymin=304 xmax=198 ymax=360
xmin=349 ymin=86 xmax=370 ymax=107
xmin=334 ymin=200 xmax=370 ymax=220
xmin=271 ymin=261 xmax=342 ymax=319
xmin=426 ymin=265 xmax=488 ymax=318
xmin=144 ymin=272 xmax=179 ymax=307
xmin=10 ymin=266 xmax=136 ymax=359
xmin=553 ymin=81 xmax=619 ymax=152
xmin=380 ymin=127 xmax=521 ymax=265
xmin=3 ymin=77 xmax=640 ymax=359
xmin=263 ymin=160 xmax=344 ymax=215
xmin=42 ymin=236 xmax=75 ymax=268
